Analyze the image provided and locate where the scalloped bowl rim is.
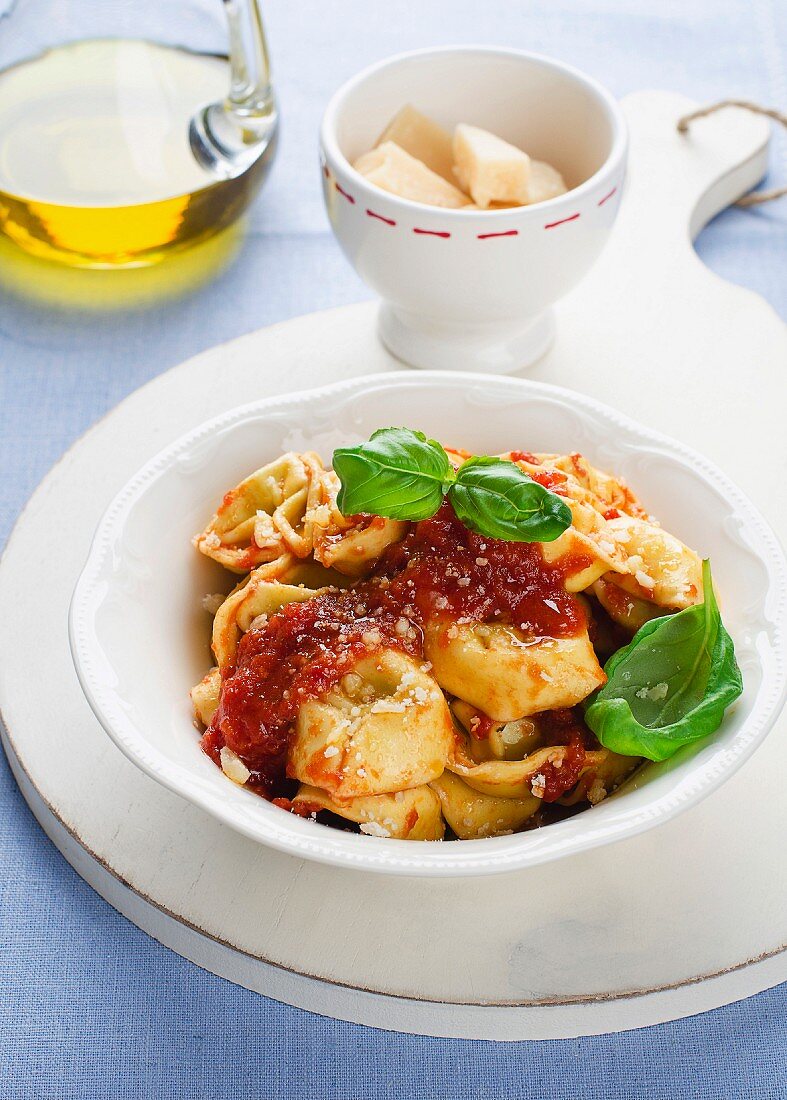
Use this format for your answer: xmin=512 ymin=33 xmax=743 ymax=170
xmin=69 ymin=372 xmax=787 ymax=877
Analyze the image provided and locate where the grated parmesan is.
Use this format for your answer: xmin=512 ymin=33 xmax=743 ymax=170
xmin=370 ymin=699 xmax=406 ymax=713
xmin=220 ymin=747 xmax=251 ymax=785
xmin=635 ymin=682 xmax=669 ymax=702
xmin=530 ymin=773 xmax=547 ymax=798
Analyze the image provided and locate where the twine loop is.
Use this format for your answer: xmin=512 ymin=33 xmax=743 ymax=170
xmin=676 ymin=99 xmax=786 ymax=206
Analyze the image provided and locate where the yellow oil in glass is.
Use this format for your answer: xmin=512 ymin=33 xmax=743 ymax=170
xmin=0 ymin=38 xmax=269 ymax=267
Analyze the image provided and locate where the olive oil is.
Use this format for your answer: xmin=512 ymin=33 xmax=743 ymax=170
xmin=0 ymin=39 xmax=271 ymax=267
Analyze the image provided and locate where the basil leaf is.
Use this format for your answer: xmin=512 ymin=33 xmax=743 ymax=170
xmin=332 ymin=427 xmax=454 ymax=520
xmin=584 ymin=560 xmax=743 ymax=761
xmin=448 ymin=456 xmax=572 ymax=543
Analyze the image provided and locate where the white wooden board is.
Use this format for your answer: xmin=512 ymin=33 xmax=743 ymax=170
xmin=1 ymin=91 xmax=786 ymax=1040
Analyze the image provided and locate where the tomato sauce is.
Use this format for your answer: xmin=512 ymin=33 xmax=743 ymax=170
xmin=381 ymin=501 xmax=582 ymax=634
xmin=508 ymin=450 xmax=541 ymax=465
xmin=470 ymin=713 xmax=495 ymax=740
xmin=528 ymin=468 xmax=569 ymax=495
xmin=598 ymin=576 xmax=636 ymax=619
xmin=205 ymin=501 xmax=587 ymax=798
xmin=206 ymin=590 xmax=419 ymax=792
xmin=533 ymin=708 xmax=593 ymax=801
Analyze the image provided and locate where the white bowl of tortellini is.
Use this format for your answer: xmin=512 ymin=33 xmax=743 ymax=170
xmin=70 ymin=373 xmax=787 ymax=876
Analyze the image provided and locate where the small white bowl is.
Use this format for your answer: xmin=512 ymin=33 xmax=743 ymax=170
xmin=69 ymin=373 xmax=787 ymax=878
xmin=320 ymin=47 xmax=627 ymax=374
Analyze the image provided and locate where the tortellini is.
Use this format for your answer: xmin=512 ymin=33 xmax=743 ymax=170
xmin=289 ymin=650 xmax=454 ymax=801
xmin=292 ymin=783 xmax=445 ymax=840
xmin=194 ymin=451 xmax=323 ymax=573
xmin=425 ymin=620 xmax=605 ymax=721
xmin=450 ymin=701 xmax=542 ymax=761
xmin=604 ymin=515 xmax=703 ymax=609
xmin=190 ymin=667 xmax=221 ymax=726
xmin=557 ymin=748 xmax=641 ymax=807
xmin=311 ymin=471 xmax=408 ymax=577
xmin=539 ymin=495 xmax=629 ymax=592
xmin=592 ymin=574 xmax=664 ymax=633
xmin=195 ymin=452 xmax=407 ymax=579
xmin=503 ymin=451 xmax=695 ymax=602
xmin=430 ymin=771 xmax=539 ymax=840
xmin=533 ymin=451 xmax=649 ymax=520
xmin=448 ymin=727 xmax=586 ymax=800
xmin=212 ymin=575 xmax=329 ymax=671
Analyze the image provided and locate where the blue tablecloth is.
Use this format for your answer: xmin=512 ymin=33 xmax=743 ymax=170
xmin=1 ymin=1 xmax=786 ymax=1096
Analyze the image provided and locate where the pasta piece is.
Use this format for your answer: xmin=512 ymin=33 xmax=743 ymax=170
xmin=194 ymin=451 xmax=326 ymax=573
xmin=537 ymin=452 xmax=649 ymax=519
xmin=539 ymin=496 xmax=630 ymax=591
xmin=444 ymin=446 xmax=472 ymax=467
xmin=292 ymin=783 xmax=445 ymax=840
xmin=503 ymin=450 xmax=646 ymax=518
xmin=450 ymin=700 xmax=543 ymax=761
xmin=448 ymin=729 xmax=610 ymax=800
xmin=592 ymin=575 xmax=665 ymax=633
xmin=212 ymin=576 xmax=329 ymax=670
xmin=605 ymin=515 xmax=703 ymax=609
xmin=191 ymin=667 xmax=221 ymax=726
xmin=504 ymin=455 xmax=700 ymax=610
xmin=277 ymin=558 xmax=351 ymax=590
xmin=430 ymin=771 xmax=540 ymax=839
xmin=312 ymin=471 xmax=408 ymax=577
xmin=289 ymin=650 xmax=453 ymax=801
xmin=425 ymin=621 xmax=605 ymax=721
xmin=500 ymin=451 xmax=633 ymax=591
xmin=558 ymin=748 xmax=641 ymax=806
xmin=312 ymin=515 xmax=408 ymax=577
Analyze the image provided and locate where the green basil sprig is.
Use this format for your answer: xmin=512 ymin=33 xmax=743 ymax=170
xmin=333 ymin=427 xmax=572 ymax=542
xmin=584 ymin=560 xmax=742 ymax=762
xmin=333 ymin=427 xmax=454 ymax=521
xmin=449 ymin=456 xmax=572 ymax=543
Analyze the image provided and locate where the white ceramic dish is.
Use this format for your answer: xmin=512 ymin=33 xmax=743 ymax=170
xmin=320 ymin=47 xmax=627 ymax=373
xmin=69 ymin=372 xmax=787 ymax=877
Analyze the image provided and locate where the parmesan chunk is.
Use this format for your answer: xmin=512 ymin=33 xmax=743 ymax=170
xmin=530 ymin=773 xmax=547 ymax=798
xmin=219 ymin=747 xmax=251 ymax=786
xmin=452 ymin=124 xmax=530 ymax=208
xmin=354 ymin=142 xmax=470 ymax=208
xmin=526 ymin=160 xmax=568 ymax=204
xmin=376 ymin=105 xmax=455 ymax=184
xmin=201 ymin=592 xmax=225 ymax=615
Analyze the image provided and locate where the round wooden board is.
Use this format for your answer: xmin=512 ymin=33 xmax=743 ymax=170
xmin=2 ymin=91 xmax=786 ymax=1040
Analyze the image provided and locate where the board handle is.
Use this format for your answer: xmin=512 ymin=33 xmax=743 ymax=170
xmin=618 ymin=91 xmax=772 ymax=245
xmin=677 ymin=100 xmax=786 ymax=207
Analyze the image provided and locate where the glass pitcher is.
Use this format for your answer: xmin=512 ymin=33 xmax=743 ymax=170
xmin=0 ymin=0 xmax=277 ymax=267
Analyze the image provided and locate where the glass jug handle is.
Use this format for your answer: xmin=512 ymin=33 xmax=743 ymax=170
xmin=189 ymin=0 xmax=278 ymax=177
